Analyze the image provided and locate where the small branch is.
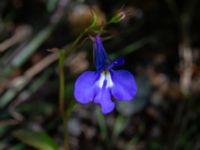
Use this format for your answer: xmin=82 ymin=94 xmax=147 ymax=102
xmin=0 ymin=54 xmax=58 ymax=108
xmin=0 ymin=25 xmax=32 ymax=53
xmin=25 ymin=53 xmax=58 ymax=80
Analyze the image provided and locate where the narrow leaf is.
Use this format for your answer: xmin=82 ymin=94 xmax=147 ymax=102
xmin=13 ymin=130 xmax=60 ymax=150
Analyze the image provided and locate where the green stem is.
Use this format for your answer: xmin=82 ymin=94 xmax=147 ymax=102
xmin=63 ymin=113 xmax=69 ymax=150
xmin=59 ymin=49 xmax=69 ymax=150
xmin=59 ymin=50 xmax=65 ymax=113
xmin=57 ymin=13 xmax=98 ymax=149
xmin=57 ymin=26 xmax=89 ymax=150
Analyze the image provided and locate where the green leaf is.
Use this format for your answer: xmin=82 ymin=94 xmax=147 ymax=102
xmin=12 ymin=26 xmax=54 ymax=67
xmin=112 ymin=114 xmax=130 ymax=137
xmin=0 ymin=69 xmax=52 ymax=108
xmin=1 ymin=25 xmax=54 ymax=78
xmin=110 ymin=37 xmax=149 ymax=59
xmin=13 ymin=129 xmax=60 ymax=150
xmin=89 ymin=10 xmax=98 ymax=29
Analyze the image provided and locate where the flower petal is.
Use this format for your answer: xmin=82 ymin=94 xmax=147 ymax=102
xmin=94 ymin=87 xmax=115 ymax=114
xmin=94 ymin=35 xmax=111 ymax=71
xmin=109 ymin=57 xmax=125 ymax=68
xmin=110 ymin=70 xmax=137 ymax=100
xmin=74 ymin=71 xmax=98 ymax=104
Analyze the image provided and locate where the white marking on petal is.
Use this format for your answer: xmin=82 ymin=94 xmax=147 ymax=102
xmin=105 ymin=71 xmax=114 ymax=88
xmin=96 ymin=71 xmax=114 ymax=88
xmin=97 ymin=72 xmax=106 ymax=88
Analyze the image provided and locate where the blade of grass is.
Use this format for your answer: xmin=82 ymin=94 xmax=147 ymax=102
xmin=1 ymin=25 xmax=55 ymax=79
xmin=0 ymin=54 xmax=57 ymax=108
xmin=13 ymin=129 xmax=60 ymax=150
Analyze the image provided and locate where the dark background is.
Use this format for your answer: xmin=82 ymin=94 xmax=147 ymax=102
xmin=0 ymin=0 xmax=200 ymax=149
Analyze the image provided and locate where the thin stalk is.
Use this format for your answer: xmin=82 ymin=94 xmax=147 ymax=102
xmin=59 ymin=49 xmax=69 ymax=150
xmin=59 ymin=50 xmax=65 ymax=113
xmin=57 ymin=12 xmax=99 ymax=149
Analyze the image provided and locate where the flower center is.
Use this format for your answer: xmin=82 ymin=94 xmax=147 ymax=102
xmin=97 ymin=71 xmax=114 ymax=88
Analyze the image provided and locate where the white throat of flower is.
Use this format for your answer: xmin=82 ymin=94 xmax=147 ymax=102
xmin=97 ymin=71 xmax=114 ymax=88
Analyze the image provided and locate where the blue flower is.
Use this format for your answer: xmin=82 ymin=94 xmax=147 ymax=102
xmin=74 ymin=35 xmax=137 ymax=114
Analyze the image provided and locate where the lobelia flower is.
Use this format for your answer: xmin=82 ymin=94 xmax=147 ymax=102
xmin=74 ymin=35 xmax=137 ymax=114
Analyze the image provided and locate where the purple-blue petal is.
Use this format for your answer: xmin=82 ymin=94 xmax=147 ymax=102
xmin=110 ymin=57 xmax=125 ymax=68
xmin=94 ymin=35 xmax=111 ymax=71
xmin=74 ymin=71 xmax=98 ymax=104
xmin=110 ymin=70 xmax=137 ymax=101
xmin=94 ymin=87 xmax=115 ymax=114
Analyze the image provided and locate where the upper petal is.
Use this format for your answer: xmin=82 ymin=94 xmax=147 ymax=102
xmin=94 ymin=35 xmax=111 ymax=71
xmin=110 ymin=70 xmax=137 ymax=101
xmin=74 ymin=71 xmax=98 ymax=104
xmin=94 ymin=87 xmax=115 ymax=114
xmin=109 ymin=57 xmax=125 ymax=69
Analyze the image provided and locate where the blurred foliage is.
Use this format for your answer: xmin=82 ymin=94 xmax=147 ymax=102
xmin=0 ymin=0 xmax=200 ymax=150
xmin=13 ymin=130 xmax=59 ymax=150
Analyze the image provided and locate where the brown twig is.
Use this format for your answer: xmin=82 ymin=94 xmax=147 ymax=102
xmin=0 ymin=25 xmax=32 ymax=53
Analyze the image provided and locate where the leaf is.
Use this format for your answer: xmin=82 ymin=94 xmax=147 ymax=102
xmin=112 ymin=114 xmax=130 ymax=137
xmin=110 ymin=36 xmax=154 ymax=59
xmin=90 ymin=10 xmax=98 ymax=28
xmin=12 ymin=26 xmax=54 ymax=68
xmin=13 ymin=129 xmax=60 ymax=150
xmin=0 ymin=69 xmax=52 ymax=108
xmin=1 ymin=25 xmax=54 ymax=78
